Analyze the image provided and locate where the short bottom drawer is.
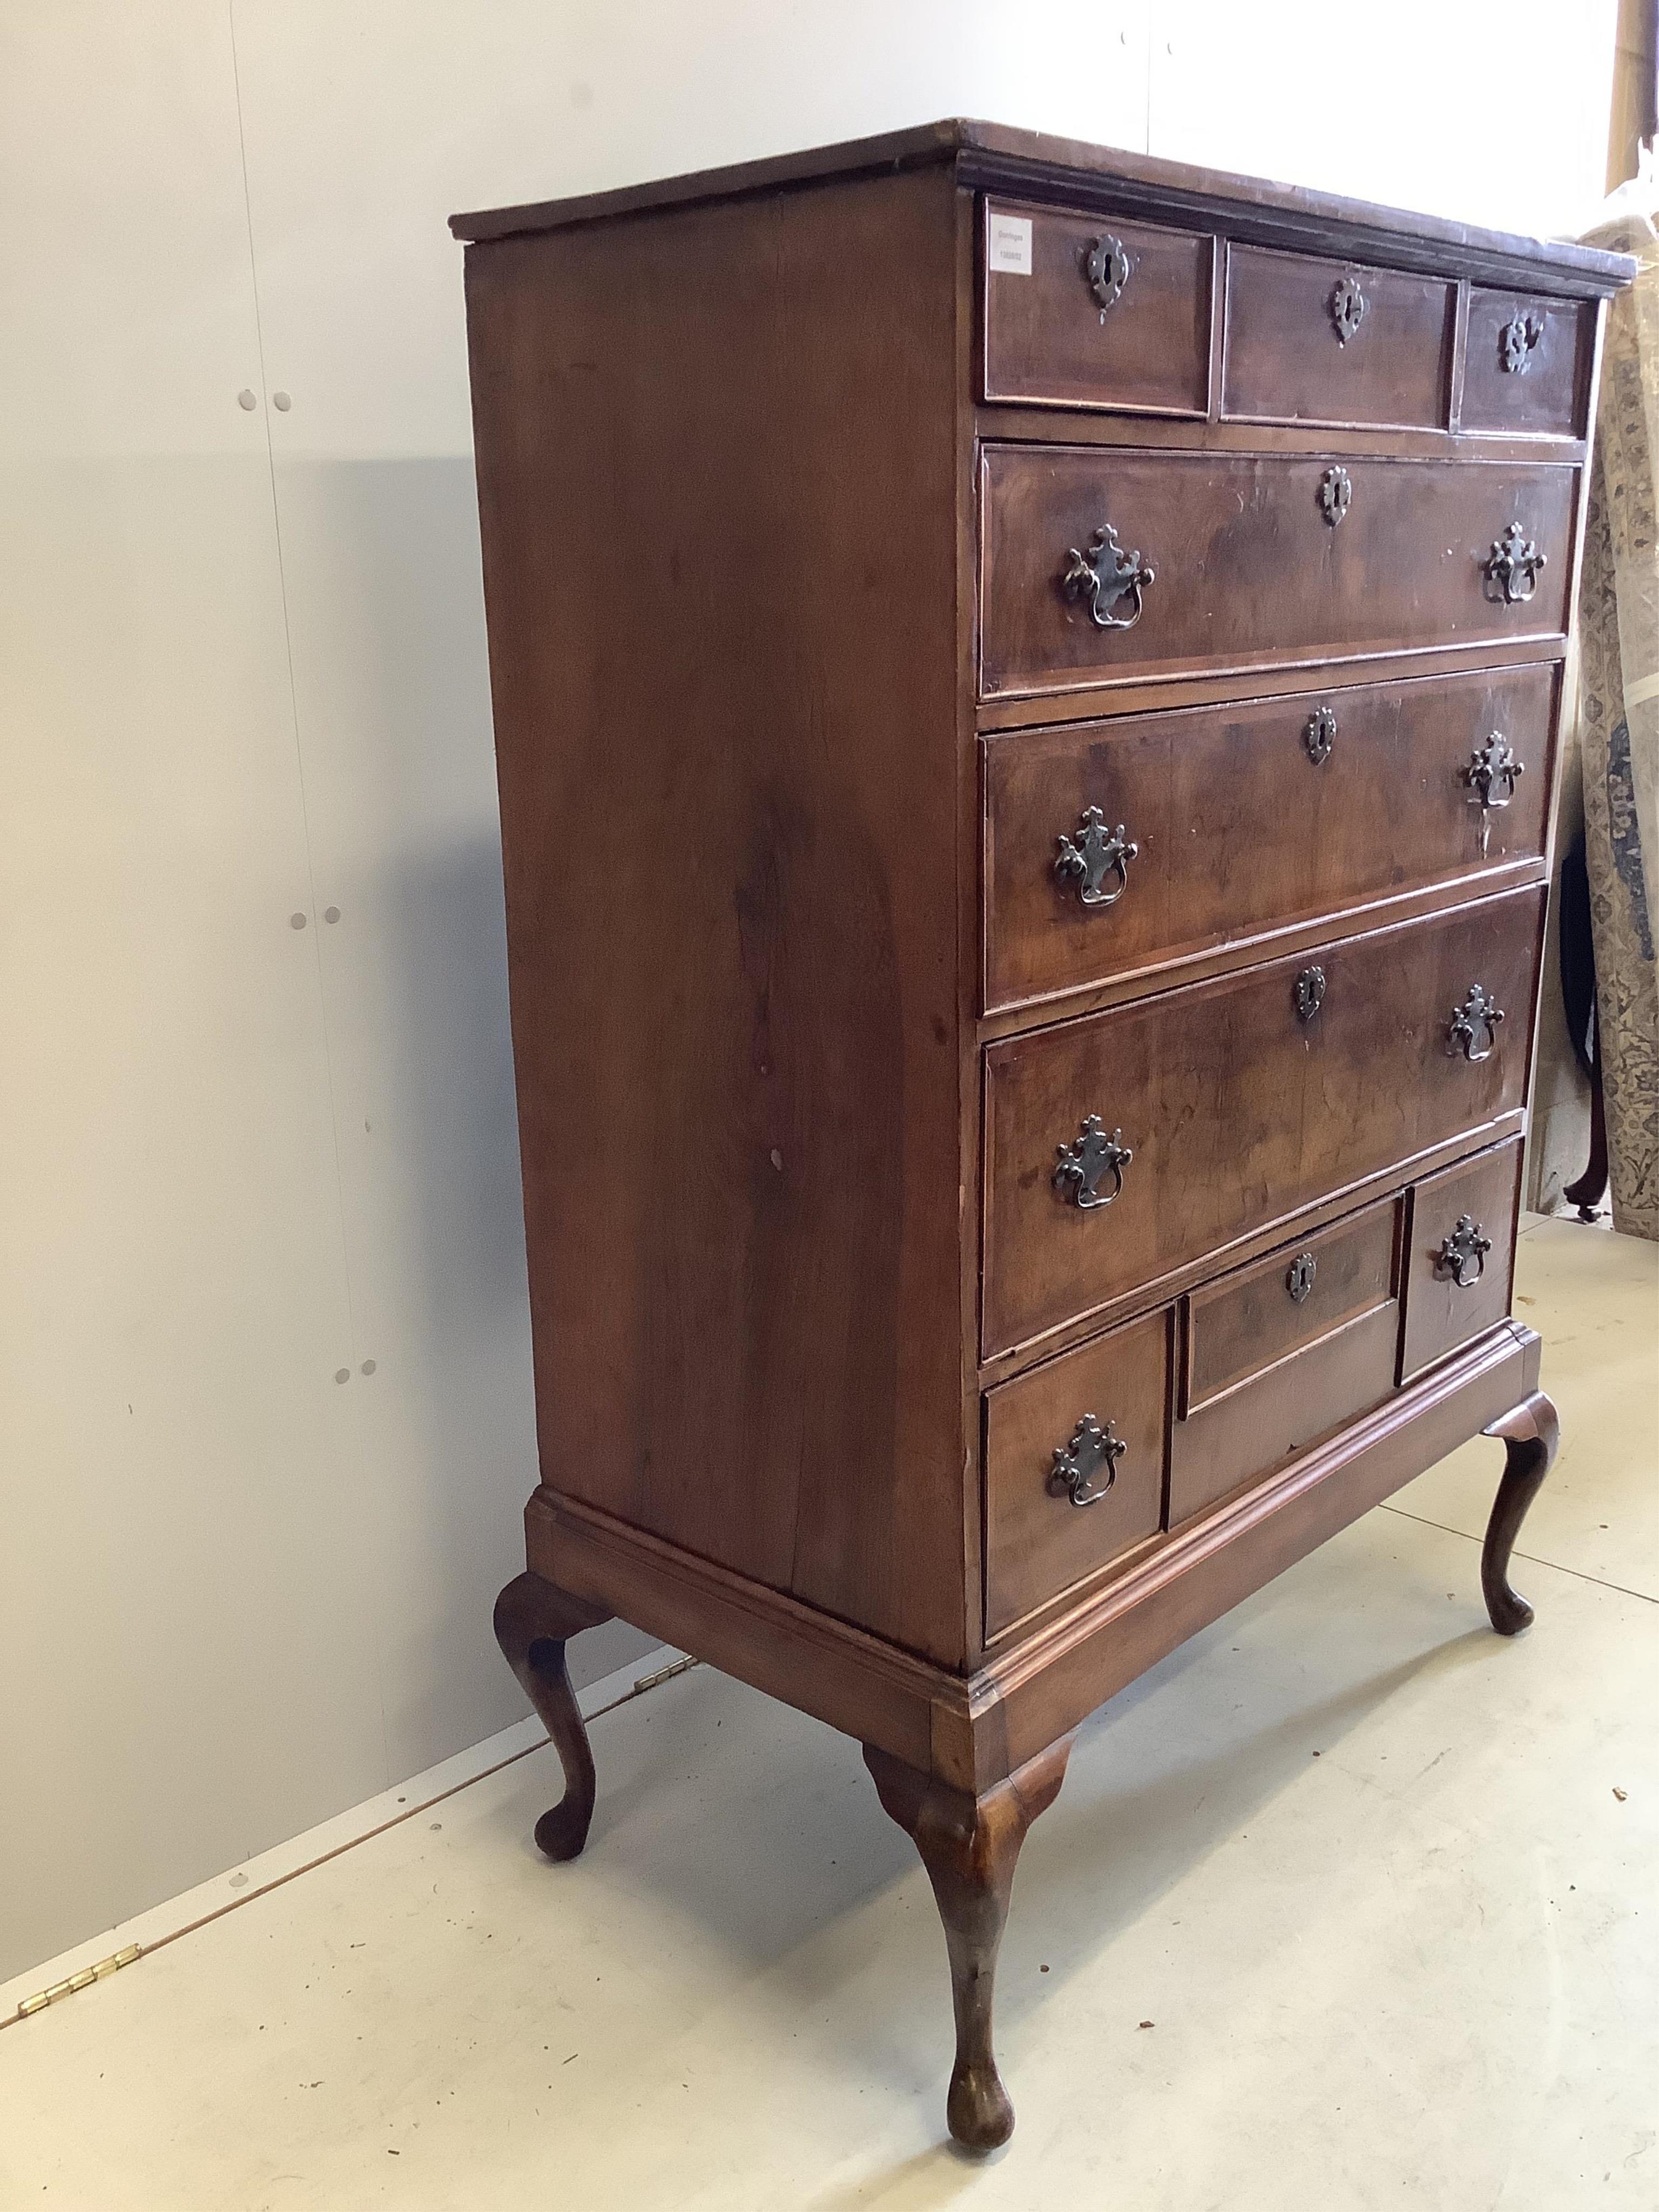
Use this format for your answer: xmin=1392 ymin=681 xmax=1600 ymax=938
xmin=1170 ymin=1207 xmax=1403 ymax=1526
xmin=1183 ymin=1196 xmax=1398 ymax=1413
xmin=984 ymin=1307 xmax=1170 ymax=1640
xmin=1400 ymin=1139 xmax=1522 ymax=1382
xmin=984 ymin=1149 xmax=1520 ymax=1626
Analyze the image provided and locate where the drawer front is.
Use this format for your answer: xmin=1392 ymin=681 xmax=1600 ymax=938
xmin=979 ymin=446 xmax=1576 ymax=698
xmin=1460 ymin=290 xmax=1590 ymax=440
xmin=1169 ymin=1299 xmax=1400 ymax=1527
xmin=982 ymin=887 xmax=1541 ymax=1357
xmin=1222 ymin=245 xmax=1456 ymax=429
xmin=983 ymin=662 xmax=1555 ymax=1012
xmin=982 ymin=198 xmax=1212 ymax=416
xmin=984 ymin=1306 xmax=1169 ymax=1638
xmin=1400 ymin=1138 xmax=1522 ymax=1380
xmin=1183 ymin=1196 xmax=1399 ymax=1414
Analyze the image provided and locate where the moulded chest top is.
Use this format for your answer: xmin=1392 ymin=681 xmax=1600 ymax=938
xmin=449 ymin=117 xmax=1635 ymax=298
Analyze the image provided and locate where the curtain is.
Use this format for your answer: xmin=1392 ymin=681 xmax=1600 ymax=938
xmin=1577 ymin=182 xmax=1659 ymax=1238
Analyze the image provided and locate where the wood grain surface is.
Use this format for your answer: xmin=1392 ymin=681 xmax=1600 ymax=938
xmin=980 ymin=446 xmax=1577 ymax=697
xmin=982 ymin=661 xmax=1556 ymax=1012
xmin=467 ymin=168 xmax=970 ymax=1665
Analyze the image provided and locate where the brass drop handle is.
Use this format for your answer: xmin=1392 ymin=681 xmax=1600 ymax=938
xmin=1464 ymin=732 xmax=1524 ymax=858
xmin=1447 ymin=983 xmax=1505 ymax=1063
xmin=1464 ymin=732 xmax=1523 ymax=811
xmin=1061 ymin=523 xmax=1156 ymax=631
xmin=1054 ymin=1116 xmax=1132 ymax=1210
xmin=1499 ymin=312 xmax=1543 ymax=374
xmin=1049 ymin=1414 xmax=1125 ymax=1508
xmin=1056 ymin=807 xmax=1138 ymax=909
xmin=1435 ymin=1214 xmax=1492 ymax=1289
xmin=1483 ymin=522 xmax=1546 ymax=605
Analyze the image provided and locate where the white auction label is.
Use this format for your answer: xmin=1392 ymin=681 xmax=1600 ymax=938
xmin=987 ymin=212 xmax=1032 ymax=276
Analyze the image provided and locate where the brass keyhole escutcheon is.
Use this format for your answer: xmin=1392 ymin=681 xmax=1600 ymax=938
xmin=1083 ymin=233 xmax=1131 ymax=317
xmin=1329 ymin=274 xmax=1367 ymax=345
xmin=1318 ymin=466 xmax=1352 ymax=527
xmin=1286 ymin=1251 xmax=1318 ymax=1303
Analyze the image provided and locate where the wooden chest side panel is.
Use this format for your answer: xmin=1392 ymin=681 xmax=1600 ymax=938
xmin=464 ymin=170 xmax=969 ymax=1664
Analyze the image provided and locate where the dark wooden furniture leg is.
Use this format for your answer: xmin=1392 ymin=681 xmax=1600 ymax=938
xmin=1480 ymin=1391 xmax=1561 ymax=1635
xmin=494 ymin=1571 xmax=614 ymax=1860
xmin=1563 ymin=1043 xmax=1610 ymax=1220
xmin=864 ymin=1735 xmax=1073 ymax=2152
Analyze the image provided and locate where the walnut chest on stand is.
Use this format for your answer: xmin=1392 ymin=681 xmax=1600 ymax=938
xmin=451 ymin=121 xmax=1631 ymax=2149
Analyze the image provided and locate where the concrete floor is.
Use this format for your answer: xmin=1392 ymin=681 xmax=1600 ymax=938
xmin=2 ymin=1215 xmax=1654 ymax=2209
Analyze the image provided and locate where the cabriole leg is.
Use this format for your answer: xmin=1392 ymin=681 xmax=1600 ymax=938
xmin=493 ymin=1570 xmax=613 ymax=1859
xmin=1481 ymin=1390 xmax=1561 ymax=1635
xmin=864 ymin=1735 xmax=1073 ymax=2152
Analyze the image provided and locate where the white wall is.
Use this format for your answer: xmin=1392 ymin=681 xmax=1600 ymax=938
xmin=0 ymin=0 xmax=1617 ymax=1981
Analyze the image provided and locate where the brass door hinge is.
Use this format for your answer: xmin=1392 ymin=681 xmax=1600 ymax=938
xmin=631 ymin=1655 xmax=698 ymax=1696
xmin=12 ymin=1943 xmax=141 ymax=2025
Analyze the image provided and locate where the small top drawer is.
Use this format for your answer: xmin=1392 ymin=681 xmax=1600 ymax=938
xmin=1460 ymin=289 xmax=1591 ymax=440
xmin=982 ymin=198 xmax=1211 ymax=416
xmin=1222 ymin=245 xmax=1455 ymax=430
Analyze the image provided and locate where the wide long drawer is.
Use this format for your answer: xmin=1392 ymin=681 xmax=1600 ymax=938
xmin=981 ymin=886 xmax=1542 ymax=1357
xmin=979 ymin=445 xmax=1576 ymax=699
xmin=983 ymin=661 xmax=1555 ymax=1011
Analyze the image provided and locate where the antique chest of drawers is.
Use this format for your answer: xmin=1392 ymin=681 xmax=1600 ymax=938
xmin=453 ymin=121 xmax=1631 ymax=2150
